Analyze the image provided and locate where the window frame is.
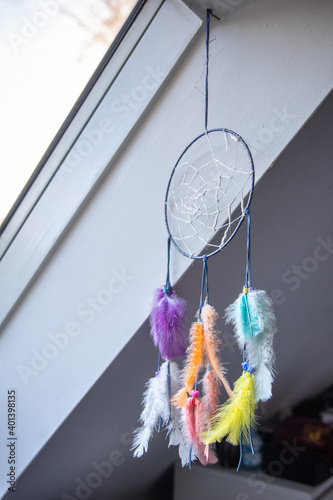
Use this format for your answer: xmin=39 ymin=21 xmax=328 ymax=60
xmin=0 ymin=0 xmax=202 ymax=328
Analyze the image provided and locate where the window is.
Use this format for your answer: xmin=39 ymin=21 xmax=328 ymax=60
xmin=0 ymin=0 xmax=138 ymax=226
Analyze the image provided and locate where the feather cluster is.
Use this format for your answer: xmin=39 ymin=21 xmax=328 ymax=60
xmin=132 ymin=361 xmax=178 ymax=457
xmin=168 ymin=370 xmax=221 ymax=467
xmin=225 ymin=289 xmax=277 ymax=402
xmin=150 ymin=287 xmax=187 ymax=361
xmin=171 ymin=321 xmax=204 ymax=408
xmin=172 ymin=303 xmax=232 ymax=408
xmin=202 ymin=370 xmax=256 ymax=446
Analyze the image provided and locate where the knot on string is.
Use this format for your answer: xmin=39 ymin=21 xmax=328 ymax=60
xmin=241 ymin=361 xmax=254 ymax=374
xmin=206 ymin=8 xmax=220 ymax=21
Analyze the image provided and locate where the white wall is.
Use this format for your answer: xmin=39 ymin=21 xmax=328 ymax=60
xmin=1 ymin=0 xmax=333 ymax=495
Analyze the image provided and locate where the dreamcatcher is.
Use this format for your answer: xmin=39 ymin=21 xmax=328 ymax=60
xmin=132 ymin=9 xmax=277 ymax=470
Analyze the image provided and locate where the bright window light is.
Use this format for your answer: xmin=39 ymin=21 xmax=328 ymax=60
xmin=0 ymin=0 xmax=137 ymax=225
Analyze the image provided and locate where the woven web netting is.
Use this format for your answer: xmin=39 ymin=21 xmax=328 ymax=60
xmin=165 ymin=130 xmax=254 ymax=258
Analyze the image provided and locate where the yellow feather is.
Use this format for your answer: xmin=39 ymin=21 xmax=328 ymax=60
xmin=202 ymin=371 xmax=256 ymax=445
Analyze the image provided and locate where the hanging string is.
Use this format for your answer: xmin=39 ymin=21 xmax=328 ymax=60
xmin=205 ymin=9 xmax=220 ymax=131
xmin=249 ymin=413 xmax=255 ymax=454
xmin=157 ymin=350 xmax=162 ymax=432
xmin=242 ymin=345 xmax=246 ymax=364
xmin=245 ymin=209 xmax=252 ymax=289
xmin=237 ymin=430 xmax=243 ymax=471
xmin=164 ymin=235 xmax=172 ymax=292
xmin=196 ymin=255 xmax=209 ymax=388
xmin=243 ymin=211 xmax=255 ymax=460
xmin=198 ymin=255 xmax=209 ymax=319
xmin=205 ymin=257 xmax=209 ymax=304
xmin=167 ymin=361 xmax=171 ymax=423
xmin=157 ymin=350 xmax=161 ymax=373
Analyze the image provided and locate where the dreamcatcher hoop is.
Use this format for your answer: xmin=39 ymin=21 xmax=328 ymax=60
xmin=164 ymin=10 xmax=255 ymax=260
xmin=165 ymin=128 xmax=254 ymax=259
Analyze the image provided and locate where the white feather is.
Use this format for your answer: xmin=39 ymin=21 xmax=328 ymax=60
xmin=166 ymin=361 xmax=183 ymax=447
xmin=169 ymin=360 xmax=180 ymax=395
xmin=132 ymin=361 xmax=171 ymax=457
xmin=166 ymin=363 xmax=192 ymax=467
xmin=179 ymin=441 xmax=192 ymax=467
xmin=167 ymin=407 xmax=192 ymax=467
xmin=247 ymin=290 xmax=277 ymax=401
xmin=225 ymin=289 xmax=277 ymax=402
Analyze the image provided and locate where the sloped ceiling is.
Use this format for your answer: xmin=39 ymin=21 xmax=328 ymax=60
xmin=6 ymin=90 xmax=333 ymax=500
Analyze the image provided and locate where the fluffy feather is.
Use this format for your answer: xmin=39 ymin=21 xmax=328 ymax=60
xmin=202 ymin=370 xmax=256 ymax=446
xmin=167 ymin=406 xmax=191 ymax=467
xmin=150 ymin=287 xmax=187 ymax=361
xmin=202 ymin=370 xmax=221 ymax=462
xmin=166 ymin=363 xmax=193 ymax=467
xmin=198 ymin=443 xmax=219 ymax=466
xmin=169 ymin=359 xmax=181 ymax=395
xmin=202 ymin=369 xmax=220 ymax=417
xmin=201 ymin=304 xmax=234 ymax=399
xmin=182 ymin=394 xmax=218 ymax=466
xmin=225 ymin=289 xmax=277 ymax=402
xmin=184 ymin=397 xmax=205 ymax=446
xmin=132 ymin=361 xmax=171 ymax=457
xmin=171 ymin=322 xmax=204 ymax=408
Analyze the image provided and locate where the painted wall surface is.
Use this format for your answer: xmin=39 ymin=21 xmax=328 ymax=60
xmin=0 ymin=0 xmax=333 ymax=496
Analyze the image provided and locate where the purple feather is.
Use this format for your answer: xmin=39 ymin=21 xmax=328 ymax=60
xmin=150 ymin=287 xmax=187 ymax=361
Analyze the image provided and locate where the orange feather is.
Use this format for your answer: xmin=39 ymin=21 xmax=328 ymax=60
xmin=201 ymin=303 xmax=234 ymax=399
xmin=171 ymin=321 xmax=204 ymax=408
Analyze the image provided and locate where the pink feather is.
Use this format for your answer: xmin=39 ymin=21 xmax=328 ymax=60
xmin=183 ymin=395 xmax=218 ymax=466
xmin=197 ymin=443 xmax=218 ymax=466
xmin=202 ymin=369 xmax=221 ymax=417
